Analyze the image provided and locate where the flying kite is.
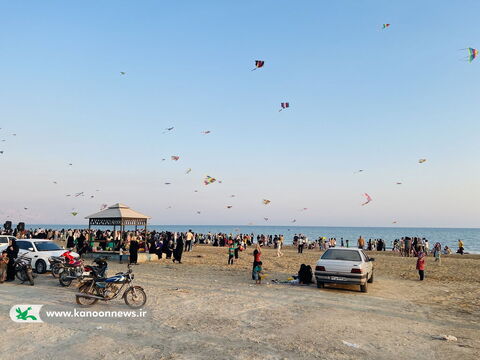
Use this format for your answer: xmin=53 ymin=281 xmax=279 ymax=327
xmin=300 ymin=208 xmax=308 ymax=211
xmin=396 ymin=182 xmax=402 ymax=185
xmin=71 ymin=212 xmax=78 ymax=216
xmin=201 ymin=130 xmax=211 ymax=135
xmin=251 ymin=60 xmax=265 ymax=71
xmin=226 ymin=206 xmax=233 ymax=209
xmin=100 ymin=204 xmax=108 ymax=210
xmin=68 ymin=163 xmax=73 ymax=166
xmin=466 ymin=48 xmax=478 ymax=63
xmin=262 ymin=199 xmax=271 ymax=205
xmin=263 ymin=217 xmax=269 ymax=221
xmin=65 ymin=194 xmax=71 ymax=197
xmin=292 ymin=219 xmax=297 ymax=223
xmin=53 ymin=181 xmax=57 ymax=184
xmin=120 ymin=72 xmax=126 ymax=75
xmin=24 ymin=207 xmax=28 ymax=210
xmin=164 ymin=182 xmax=172 ymax=185
xmin=381 ymin=24 xmax=390 ymax=29
xmin=354 ymin=170 xmax=364 ymax=174
xmin=185 ymin=168 xmax=192 ymax=174
xmin=361 ymin=193 xmax=372 ymax=206
xmin=74 ymin=192 xmax=84 ymax=197
xmin=0 ymin=151 xmax=3 ymax=154
xmin=392 ymin=221 xmax=398 ymax=224
xmin=166 ymin=206 xmax=172 ymax=209
xmin=171 ymin=156 xmax=180 ymax=161
xmin=204 ymin=176 xmax=217 ymax=185
xmin=163 ymin=127 xmax=174 ymax=134
xmin=230 ymin=195 xmax=236 ymax=198
xmin=90 ymin=195 xmax=94 ymax=198
xmin=196 ymin=211 xmax=201 ymax=214
xmin=418 ymin=159 xmax=427 ymax=164
xmin=279 ymin=102 xmax=289 ymax=112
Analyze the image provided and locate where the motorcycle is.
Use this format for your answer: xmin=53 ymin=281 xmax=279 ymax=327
xmin=76 ymin=264 xmax=146 ymax=308
xmin=59 ymin=256 xmax=108 ymax=287
xmin=48 ymin=255 xmax=67 ymax=278
xmin=14 ymin=254 xmax=34 ymax=286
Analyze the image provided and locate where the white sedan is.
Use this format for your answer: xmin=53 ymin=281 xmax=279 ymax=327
xmin=315 ymin=248 xmax=374 ymax=292
xmin=15 ymin=239 xmax=78 ymax=274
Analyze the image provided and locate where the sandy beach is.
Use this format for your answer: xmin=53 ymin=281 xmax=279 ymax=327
xmin=1 ymin=245 xmax=479 ymax=360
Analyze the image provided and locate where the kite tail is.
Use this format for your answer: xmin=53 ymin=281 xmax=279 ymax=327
xmin=278 ymin=109 xmax=283 ymax=112
xmin=251 ymin=68 xmax=257 ymax=71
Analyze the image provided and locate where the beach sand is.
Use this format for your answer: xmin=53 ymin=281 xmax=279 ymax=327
xmin=0 ymin=245 xmax=479 ymax=359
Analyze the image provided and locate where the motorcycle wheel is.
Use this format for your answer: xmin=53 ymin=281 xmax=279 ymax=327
xmin=51 ymin=264 xmax=62 ymax=278
xmin=26 ymin=268 xmax=34 ymax=286
xmin=59 ymin=271 xmax=73 ymax=287
xmin=124 ymin=286 xmax=147 ymax=308
xmin=76 ymin=283 xmax=98 ymax=307
xmin=16 ymin=269 xmax=27 ymax=282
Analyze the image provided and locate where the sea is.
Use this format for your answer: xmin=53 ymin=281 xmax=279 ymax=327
xmin=27 ymin=225 xmax=480 ymax=254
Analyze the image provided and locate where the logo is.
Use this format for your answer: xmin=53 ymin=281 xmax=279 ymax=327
xmin=10 ymin=305 xmax=43 ymax=323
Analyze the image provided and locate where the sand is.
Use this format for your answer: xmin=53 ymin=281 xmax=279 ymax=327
xmin=0 ymin=245 xmax=479 ymax=360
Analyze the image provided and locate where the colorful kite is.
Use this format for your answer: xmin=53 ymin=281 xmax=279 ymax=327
xmin=279 ymin=102 xmax=289 ymax=112
xmin=262 ymin=199 xmax=271 ymax=205
xmin=418 ymin=159 xmax=427 ymax=164
xmin=251 ymin=60 xmax=265 ymax=71
xmin=467 ymin=48 xmax=478 ymax=63
xmin=71 ymin=212 xmax=78 ymax=216
xmin=171 ymin=156 xmax=180 ymax=161
xmin=204 ymin=176 xmax=217 ymax=185
xmin=381 ymin=24 xmax=390 ymax=29
xmin=361 ymin=193 xmax=372 ymax=206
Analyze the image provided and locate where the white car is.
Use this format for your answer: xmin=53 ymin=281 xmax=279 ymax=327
xmin=315 ymin=248 xmax=374 ymax=292
xmin=0 ymin=235 xmax=18 ymax=252
xmin=15 ymin=239 xmax=78 ymax=274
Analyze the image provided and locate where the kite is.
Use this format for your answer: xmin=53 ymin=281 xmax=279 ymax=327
xmin=418 ymin=159 xmax=427 ymax=164
xmin=53 ymin=181 xmax=57 ymax=184
xmin=65 ymin=194 xmax=71 ymax=197
xmin=74 ymin=192 xmax=84 ymax=197
xmin=263 ymin=217 xmax=269 ymax=221
xmin=262 ymin=199 xmax=271 ymax=205
xmin=226 ymin=206 xmax=233 ymax=209
xmin=71 ymin=212 xmax=78 ymax=216
xmin=194 ymin=190 xmax=198 ymax=193
xmin=68 ymin=163 xmax=73 ymax=166
xmin=24 ymin=207 xmax=28 ymax=210
xmin=196 ymin=211 xmax=201 ymax=214
xmin=279 ymin=102 xmax=289 ymax=112
xmin=251 ymin=60 xmax=265 ymax=71
xmin=163 ymin=127 xmax=174 ymax=134
xmin=218 ymin=180 xmax=223 ymax=184
xmin=354 ymin=170 xmax=364 ymax=174
xmin=204 ymin=176 xmax=217 ymax=185
xmin=164 ymin=182 xmax=172 ymax=185
xmin=171 ymin=156 xmax=180 ymax=161
xmin=300 ymin=208 xmax=308 ymax=211
xmin=100 ymin=204 xmax=108 ymax=210
xmin=361 ymin=193 xmax=372 ymax=206
xmin=396 ymin=182 xmax=402 ymax=185
xmin=166 ymin=206 xmax=172 ymax=209
xmin=230 ymin=195 xmax=236 ymax=198
xmin=185 ymin=168 xmax=192 ymax=174
xmin=161 ymin=158 xmax=166 ymax=161
xmin=120 ymin=72 xmax=126 ymax=75
xmin=201 ymin=131 xmax=211 ymax=135
xmin=381 ymin=24 xmax=390 ymax=29
xmin=467 ymin=48 xmax=478 ymax=63
xmin=0 ymin=151 xmax=3 ymax=154
xmin=90 ymin=195 xmax=94 ymax=198
xmin=392 ymin=221 xmax=398 ymax=224
xmin=12 ymin=134 xmax=16 ymax=136
xmin=292 ymin=219 xmax=297 ymax=223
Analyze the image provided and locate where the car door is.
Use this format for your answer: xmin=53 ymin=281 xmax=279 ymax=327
xmin=361 ymin=250 xmax=373 ymax=274
xmin=16 ymin=240 xmax=34 ymax=257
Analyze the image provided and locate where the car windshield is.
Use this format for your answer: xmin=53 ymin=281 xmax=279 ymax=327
xmin=34 ymin=242 xmax=62 ymax=251
xmin=321 ymin=249 xmax=362 ymax=261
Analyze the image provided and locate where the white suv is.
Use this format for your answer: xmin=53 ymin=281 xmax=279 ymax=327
xmin=15 ymin=239 xmax=78 ymax=274
xmin=315 ymin=248 xmax=374 ymax=292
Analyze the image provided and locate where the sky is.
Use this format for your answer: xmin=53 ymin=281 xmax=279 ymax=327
xmin=0 ymin=0 xmax=479 ymax=227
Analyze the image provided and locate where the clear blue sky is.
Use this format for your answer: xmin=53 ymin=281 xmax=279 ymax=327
xmin=0 ymin=0 xmax=479 ymax=227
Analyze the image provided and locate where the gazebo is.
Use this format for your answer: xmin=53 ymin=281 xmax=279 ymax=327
xmin=85 ymin=203 xmax=151 ymax=245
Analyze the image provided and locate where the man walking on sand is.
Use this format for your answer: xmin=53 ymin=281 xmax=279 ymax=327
xmin=277 ymin=235 xmax=284 ymax=257
xmin=357 ymin=236 xmax=365 ymax=249
xmin=185 ymin=230 xmax=194 ymax=252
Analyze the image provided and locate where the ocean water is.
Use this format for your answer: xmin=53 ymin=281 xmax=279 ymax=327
xmin=27 ymin=225 xmax=480 ymax=254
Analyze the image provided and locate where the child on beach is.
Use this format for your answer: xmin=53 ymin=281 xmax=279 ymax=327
xmin=0 ymin=251 xmax=9 ymax=283
xmin=416 ymin=252 xmax=425 ymax=281
xmin=228 ymin=242 xmax=235 ymax=265
xmin=253 ymin=261 xmax=263 ymax=284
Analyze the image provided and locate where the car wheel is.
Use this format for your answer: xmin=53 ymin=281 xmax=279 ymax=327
xmin=316 ymin=281 xmax=324 ymax=289
xmin=35 ymin=259 xmax=47 ymax=274
xmin=360 ymin=283 xmax=368 ymax=293
xmin=367 ymin=271 xmax=374 ymax=283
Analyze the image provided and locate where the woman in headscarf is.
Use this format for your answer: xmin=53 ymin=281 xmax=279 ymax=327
xmin=129 ymin=236 xmax=139 ymax=265
xmin=6 ymin=238 xmax=19 ymax=281
xmin=173 ymin=234 xmax=184 ymax=263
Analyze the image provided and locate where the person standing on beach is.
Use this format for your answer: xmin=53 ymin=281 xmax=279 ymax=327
xmin=228 ymin=242 xmax=235 ymax=265
xmin=457 ymin=239 xmax=464 ymax=255
xmin=433 ymin=242 xmax=441 ymax=264
xmin=252 ymin=244 xmax=261 ymax=280
xmin=0 ymin=251 xmax=9 ymax=283
xmin=277 ymin=235 xmax=284 ymax=257
xmin=357 ymin=236 xmax=365 ymax=250
xmin=129 ymin=236 xmax=139 ymax=265
xmin=416 ymin=252 xmax=425 ymax=281
xmin=173 ymin=235 xmax=184 ymax=263
xmin=185 ymin=230 xmax=194 ymax=252
xmin=6 ymin=238 xmax=19 ymax=281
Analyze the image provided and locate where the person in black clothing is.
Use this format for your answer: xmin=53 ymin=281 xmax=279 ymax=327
xmin=129 ymin=237 xmax=139 ymax=265
xmin=6 ymin=238 xmax=19 ymax=281
xmin=173 ymin=236 xmax=184 ymax=263
xmin=298 ymin=264 xmax=313 ymax=284
xmin=67 ymin=234 xmax=75 ymax=249
xmin=77 ymin=232 xmax=86 ymax=258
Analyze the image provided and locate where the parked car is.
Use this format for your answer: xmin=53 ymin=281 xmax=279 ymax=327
xmin=15 ymin=239 xmax=78 ymax=274
xmin=0 ymin=235 xmax=17 ymax=252
xmin=315 ymin=248 xmax=374 ymax=292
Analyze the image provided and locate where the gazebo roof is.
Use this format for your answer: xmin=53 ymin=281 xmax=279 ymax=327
xmin=85 ymin=203 xmax=151 ymax=220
